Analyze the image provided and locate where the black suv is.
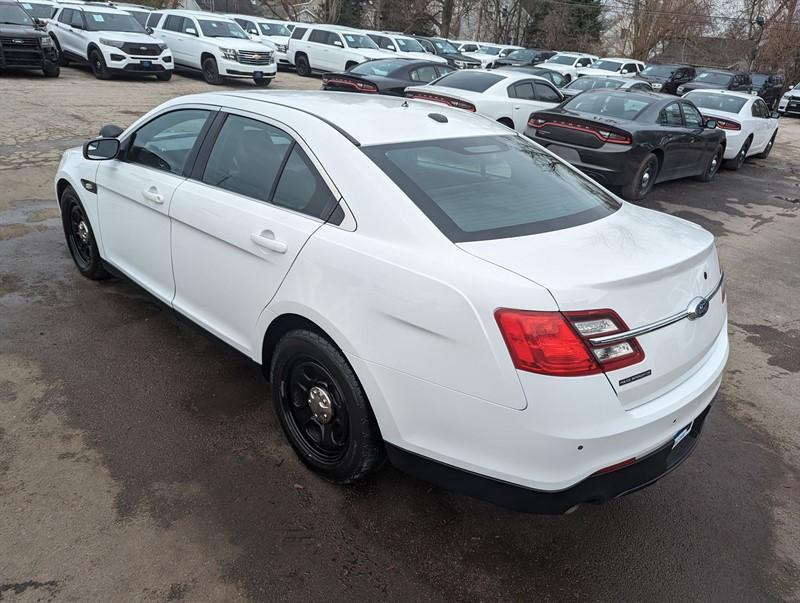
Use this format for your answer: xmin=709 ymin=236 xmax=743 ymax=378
xmin=0 ymin=0 xmax=58 ymax=77
xmin=411 ymin=36 xmax=481 ymax=69
xmin=750 ymin=73 xmax=784 ymax=109
xmin=637 ymin=63 xmax=695 ymax=95
xmin=676 ymin=69 xmax=751 ymax=95
xmin=494 ymin=48 xmax=556 ymax=69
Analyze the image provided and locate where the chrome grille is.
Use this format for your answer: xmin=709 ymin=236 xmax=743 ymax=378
xmin=237 ymin=49 xmax=273 ymax=65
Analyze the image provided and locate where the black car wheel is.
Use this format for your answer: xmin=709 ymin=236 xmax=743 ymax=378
xmin=295 ymin=54 xmax=311 ymax=77
xmin=621 ymin=153 xmax=660 ymax=201
xmin=202 ymin=57 xmax=223 ymax=85
xmin=270 ymin=329 xmax=384 ymax=483
xmin=724 ymin=137 xmax=750 ymax=170
xmin=43 ymin=63 xmax=60 ymax=78
xmin=755 ymin=131 xmax=776 ymax=159
xmin=696 ymin=145 xmax=723 ymax=182
xmin=90 ymin=49 xmax=110 ymax=80
xmin=60 ymin=186 xmax=109 ymax=280
xmin=156 ymin=71 xmax=172 ymax=81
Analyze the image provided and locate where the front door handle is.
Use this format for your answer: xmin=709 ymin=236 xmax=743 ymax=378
xmin=142 ymin=187 xmax=164 ymax=204
xmin=251 ymin=230 xmax=287 ymax=254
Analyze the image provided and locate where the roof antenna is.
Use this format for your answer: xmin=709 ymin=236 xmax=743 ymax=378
xmin=401 ymin=100 xmax=409 ymax=108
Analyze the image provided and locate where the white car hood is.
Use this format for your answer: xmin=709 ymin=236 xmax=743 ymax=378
xmin=216 ymin=38 xmax=274 ymax=52
xmin=98 ymin=31 xmax=167 ymax=45
xmin=265 ymin=34 xmax=289 ymax=46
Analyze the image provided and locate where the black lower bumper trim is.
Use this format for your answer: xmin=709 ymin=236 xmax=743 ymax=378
xmin=386 ymin=404 xmax=712 ymax=514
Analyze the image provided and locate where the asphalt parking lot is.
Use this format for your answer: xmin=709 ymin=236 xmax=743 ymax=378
xmin=1 ymin=67 xmax=799 ymax=602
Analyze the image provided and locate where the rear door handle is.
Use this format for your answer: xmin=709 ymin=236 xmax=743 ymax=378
xmin=142 ymin=187 xmax=164 ymax=204
xmin=251 ymin=230 xmax=287 ymax=254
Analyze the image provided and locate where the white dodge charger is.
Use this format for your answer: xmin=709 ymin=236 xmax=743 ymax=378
xmin=55 ymin=91 xmax=728 ymax=514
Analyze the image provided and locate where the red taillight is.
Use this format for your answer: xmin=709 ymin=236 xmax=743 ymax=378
xmin=714 ymin=118 xmax=741 ymax=131
xmin=324 ymin=76 xmax=378 ymax=94
xmin=406 ymin=91 xmax=476 ymax=112
xmin=494 ymin=308 xmax=644 ymax=377
xmin=591 ymin=457 xmax=636 ymax=475
xmin=526 ymin=117 xmax=632 ymax=145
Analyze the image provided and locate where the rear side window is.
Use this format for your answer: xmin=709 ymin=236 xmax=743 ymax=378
xmin=70 ymin=10 xmax=83 ymax=28
xmin=432 ymin=71 xmax=505 ymax=92
xmin=363 ymin=135 xmax=620 ymax=242
xmin=57 ymin=8 xmax=72 ymax=23
xmin=290 ymin=26 xmax=307 ymax=39
xmin=202 ymin=115 xmax=292 ymax=202
xmin=272 ymin=146 xmax=337 ymax=219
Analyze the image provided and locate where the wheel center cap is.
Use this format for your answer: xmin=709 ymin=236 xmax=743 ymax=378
xmin=307 ymin=386 xmax=333 ymax=424
xmin=77 ymin=221 xmax=89 ymax=243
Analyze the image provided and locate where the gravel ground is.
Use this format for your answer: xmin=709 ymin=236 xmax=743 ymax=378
xmin=1 ymin=66 xmax=798 ymax=602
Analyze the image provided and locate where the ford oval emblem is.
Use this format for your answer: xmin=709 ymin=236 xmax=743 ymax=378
xmin=687 ymin=297 xmax=710 ymax=320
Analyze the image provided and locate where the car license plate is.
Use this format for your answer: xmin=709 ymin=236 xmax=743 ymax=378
xmin=254 ymin=70 xmax=263 ymax=78
xmin=548 ymin=144 xmax=581 ymax=163
xmin=141 ymin=60 xmax=151 ymax=68
xmin=672 ymin=421 xmax=694 ymax=449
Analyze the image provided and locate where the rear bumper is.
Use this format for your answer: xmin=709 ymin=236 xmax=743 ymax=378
xmin=387 ymin=403 xmax=712 ymax=514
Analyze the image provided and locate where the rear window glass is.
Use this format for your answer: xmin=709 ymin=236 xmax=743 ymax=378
xmin=363 ymin=135 xmax=619 ymax=242
xmin=683 ymin=92 xmax=747 ymax=114
xmin=562 ymin=93 xmax=653 ymax=120
xmin=432 ymin=71 xmax=505 ymax=92
xmin=350 ymin=59 xmax=408 ymax=77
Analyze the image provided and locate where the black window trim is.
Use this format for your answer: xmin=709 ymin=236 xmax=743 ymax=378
xmin=188 ymin=109 xmax=344 ymax=225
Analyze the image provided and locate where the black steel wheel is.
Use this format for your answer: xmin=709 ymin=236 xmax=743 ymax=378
xmin=755 ymin=131 xmax=776 ymax=159
xmin=696 ymin=145 xmax=723 ymax=182
xmin=295 ymin=54 xmax=311 ymax=77
xmin=60 ymin=186 xmax=109 ymax=280
xmin=202 ymin=57 xmax=223 ymax=85
xmin=90 ymin=49 xmax=110 ymax=80
xmin=724 ymin=137 xmax=750 ymax=170
xmin=270 ymin=329 xmax=384 ymax=483
xmin=621 ymin=153 xmax=659 ymax=201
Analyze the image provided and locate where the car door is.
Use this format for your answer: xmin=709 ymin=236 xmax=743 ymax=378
xmin=750 ymin=98 xmax=771 ymax=149
xmin=159 ymin=15 xmax=189 ymax=66
xmin=679 ymin=101 xmax=708 ymax=172
xmin=97 ymin=107 xmax=215 ymax=304
xmin=51 ymin=8 xmax=75 ymax=55
xmin=509 ymin=80 xmax=558 ymax=131
xmin=657 ymin=101 xmax=693 ymax=178
xmin=169 ymin=111 xmax=339 ymax=355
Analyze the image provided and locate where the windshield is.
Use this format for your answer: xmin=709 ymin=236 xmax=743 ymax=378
xmin=546 ymin=54 xmax=578 ymax=65
xmin=479 ymin=45 xmax=501 ymax=55
xmin=433 ymin=39 xmax=457 ymax=53
xmin=84 ymin=11 xmax=144 ymax=32
xmin=198 ymin=19 xmax=247 ymax=38
xmin=592 ymin=60 xmax=622 ymax=72
xmin=19 ymin=2 xmax=51 ymax=19
xmin=125 ymin=10 xmax=149 ymax=27
xmin=640 ymin=64 xmax=675 ymax=77
xmin=395 ymin=36 xmax=424 ymax=52
xmin=258 ymin=21 xmax=290 ymax=36
xmin=432 ymin=70 xmax=504 ymax=92
xmin=684 ymin=92 xmax=747 ymax=114
xmin=508 ymin=49 xmax=536 ymax=61
xmin=363 ymin=135 xmax=619 ymax=242
xmin=0 ymin=3 xmax=34 ymax=25
xmin=350 ymin=59 xmax=409 ymax=76
xmin=563 ymin=92 xmax=654 ymax=120
xmin=750 ymin=74 xmax=768 ymax=87
xmin=566 ymin=77 xmax=623 ymax=91
xmin=694 ymin=71 xmax=733 ymax=86
xmin=342 ymin=32 xmax=377 ymax=49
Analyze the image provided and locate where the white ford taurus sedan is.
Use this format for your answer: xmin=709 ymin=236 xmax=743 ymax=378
xmin=55 ymin=91 xmax=728 ymax=513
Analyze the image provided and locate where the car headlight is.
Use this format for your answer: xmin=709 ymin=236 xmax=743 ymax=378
xmin=454 ymin=60 xmax=466 ymax=68
xmin=219 ymin=47 xmax=238 ymax=61
xmin=677 ymin=86 xmax=685 ymax=94
xmin=40 ymin=36 xmax=53 ymax=47
xmin=99 ymin=38 xmax=124 ymax=49
xmin=276 ymin=43 xmax=287 ymax=53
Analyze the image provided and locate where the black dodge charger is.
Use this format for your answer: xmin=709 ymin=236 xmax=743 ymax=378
xmin=322 ymin=58 xmax=454 ymax=96
xmin=526 ymin=89 xmax=726 ymax=200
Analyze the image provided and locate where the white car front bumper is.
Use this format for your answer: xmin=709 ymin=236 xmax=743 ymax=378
xmin=219 ymin=56 xmax=277 ymax=79
xmin=100 ymin=46 xmax=174 ymax=75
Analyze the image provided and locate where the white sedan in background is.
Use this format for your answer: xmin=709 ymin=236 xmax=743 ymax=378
xmin=683 ymin=89 xmax=779 ymax=170
xmin=55 ymin=91 xmax=727 ymax=514
xmin=405 ymin=68 xmax=564 ymax=131
xmin=577 ymin=57 xmax=644 ymax=78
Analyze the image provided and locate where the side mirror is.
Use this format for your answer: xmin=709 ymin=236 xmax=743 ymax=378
xmin=34 ymin=17 xmax=45 ymax=27
xmin=620 ymin=69 xmax=628 ymax=75
xmin=387 ymin=44 xmax=395 ymax=51
xmin=145 ymin=26 xmax=153 ymax=34
xmin=772 ymin=111 xmax=781 ymax=119
xmin=83 ymin=138 xmax=120 ymax=161
xmin=185 ymin=27 xmax=197 ymax=36
xmin=99 ymin=124 xmax=124 ymax=137
xmin=705 ymin=119 xmax=718 ymax=129
xmin=333 ymin=40 xmax=343 ymax=47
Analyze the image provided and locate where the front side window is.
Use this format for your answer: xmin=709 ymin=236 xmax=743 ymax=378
xmin=308 ymin=29 xmax=327 ymax=43
xmin=70 ymin=10 xmax=83 ymax=28
xmin=202 ymin=115 xmax=292 ymax=202
xmin=84 ymin=11 xmax=144 ymax=33
xmin=163 ymin=14 xmax=182 ymax=31
xmin=290 ymin=26 xmax=307 ymax=39
xmin=57 ymin=8 xmax=73 ymax=24
xmin=197 ymin=19 xmax=247 ymax=38
xmin=146 ymin=11 xmax=162 ymax=29
xmin=363 ymin=135 xmax=620 ymax=242
xmin=127 ymin=109 xmax=211 ymax=174
xmin=682 ymin=103 xmax=704 ymax=128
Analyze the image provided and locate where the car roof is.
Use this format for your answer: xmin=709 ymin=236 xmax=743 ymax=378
xmin=683 ymin=89 xmax=754 ymax=100
xmin=66 ymin=4 xmax=133 ymax=14
xmin=173 ymin=91 xmax=509 ymax=146
xmin=600 ymin=57 xmax=641 ymax=62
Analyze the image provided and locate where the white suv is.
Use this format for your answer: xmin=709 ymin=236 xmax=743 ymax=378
xmin=48 ymin=3 xmax=173 ymax=80
xmin=287 ymin=24 xmax=390 ymax=76
xmin=148 ymin=9 xmax=276 ymax=86
xmin=365 ymin=31 xmax=448 ymax=64
xmin=226 ymin=14 xmax=291 ymax=69
xmin=537 ymin=52 xmax=598 ymax=81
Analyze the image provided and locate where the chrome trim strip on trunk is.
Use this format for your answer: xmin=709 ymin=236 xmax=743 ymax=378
xmin=588 ymin=271 xmax=724 ymax=346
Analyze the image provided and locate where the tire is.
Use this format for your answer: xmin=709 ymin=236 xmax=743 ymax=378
xmin=270 ymin=329 xmax=385 ymax=484
xmin=60 ymin=186 xmax=110 ymax=280
xmin=723 ymin=136 xmax=751 ymax=170
xmin=754 ymin=131 xmax=776 ymax=159
xmin=156 ymin=71 xmax=172 ymax=81
xmin=43 ymin=63 xmax=60 ymax=78
xmin=202 ymin=56 xmax=223 ymax=85
xmin=295 ymin=54 xmax=311 ymax=77
xmin=620 ymin=153 xmax=659 ymax=201
xmin=695 ymin=145 xmax=723 ymax=182
xmin=89 ymin=49 xmax=110 ymax=80
xmin=53 ymin=37 xmax=69 ymax=66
